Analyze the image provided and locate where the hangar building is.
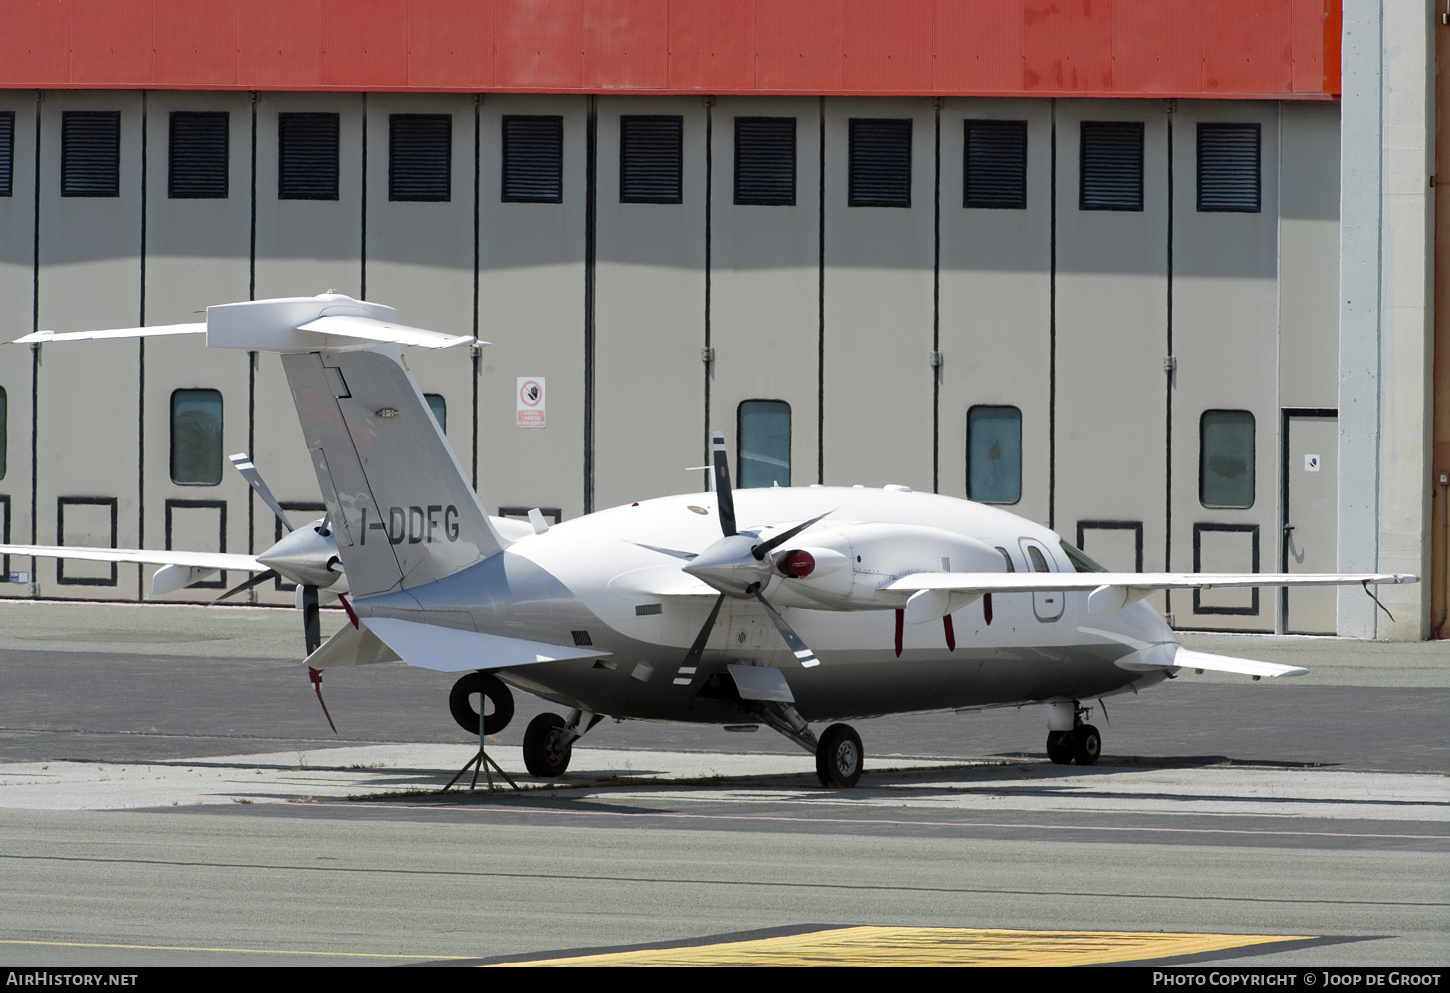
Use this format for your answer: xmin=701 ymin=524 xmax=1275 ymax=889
xmin=0 ymin=1 xmax=1438 ymax=639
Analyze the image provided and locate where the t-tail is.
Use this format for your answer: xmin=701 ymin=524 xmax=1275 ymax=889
xmin=16 ymin=292 xmax=509 ymax=598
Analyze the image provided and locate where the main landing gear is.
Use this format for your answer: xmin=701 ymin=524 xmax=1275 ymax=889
xmin=1044 ymin=700 xmax=1101 ymax=766
xmin=522 ymin=708 xmax=603 ymax=778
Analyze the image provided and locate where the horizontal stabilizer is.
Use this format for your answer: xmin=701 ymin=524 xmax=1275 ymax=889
xmin=296 ymin=315 xmax=474 ymax=350
xmin=363 ymin=616 xmax=610 ymax=674
xmin=0 ymin=543 xmax=262 ymax=574
xmin=1173 ymin=647 xmax=1307 ymax=679
xmin=14 ymin=323 xmax=205 ymax=344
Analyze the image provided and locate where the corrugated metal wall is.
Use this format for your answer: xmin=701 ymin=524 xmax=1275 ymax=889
xmin=0 ymin=0 xmax=1339 ymax=98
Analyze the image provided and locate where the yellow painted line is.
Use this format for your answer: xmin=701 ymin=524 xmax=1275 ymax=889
xmin=0 ymin=939 xmax=470 ymax=961
xmin=497 ymin=926 xmax=1313 ymax=967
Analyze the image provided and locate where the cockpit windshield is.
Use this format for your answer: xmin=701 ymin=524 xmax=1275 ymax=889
xmin=1059 ymin=540 xmax=1109 ymax=574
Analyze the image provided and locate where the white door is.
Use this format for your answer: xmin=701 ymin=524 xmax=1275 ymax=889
xmin=1283 ymin=413 xmax=1337 ymax=634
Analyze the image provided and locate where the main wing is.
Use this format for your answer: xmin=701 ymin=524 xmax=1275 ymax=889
xmin=883 ymin=571 xmax=1416 ymax=618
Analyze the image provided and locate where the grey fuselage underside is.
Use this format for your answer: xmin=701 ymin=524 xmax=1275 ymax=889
xmin=355 ymin=550 xmax=1171 ymax=724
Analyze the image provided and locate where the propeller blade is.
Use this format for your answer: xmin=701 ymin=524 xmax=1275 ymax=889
xmin=301 ymin=584 xmax=322 ymax=656
xmin=752 ymin=589 xmax=820 ymax=668
xmin=214 ymin=568 xmax=279 ymax=603
xmin=752 ymin=510 xmax=832 ymax=561
xmin=711 ymin=431 xmax=737 ymax=537
xmin=230 ymin=453 xmax=295 ymax=534
xmin=674 ymin=592 xmax=726 ymax=685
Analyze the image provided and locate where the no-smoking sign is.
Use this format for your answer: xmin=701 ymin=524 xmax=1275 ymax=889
xmin=517 ymin=377 xmax=545 ymax=428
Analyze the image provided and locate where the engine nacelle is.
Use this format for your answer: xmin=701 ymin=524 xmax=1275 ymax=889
xmin=768 ymin=522 xmax=1004 ymax=610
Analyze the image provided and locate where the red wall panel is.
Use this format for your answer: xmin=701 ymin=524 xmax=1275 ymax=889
xmin=322 ymin=0 xmax=408 ymax=87
xmin=584 ymin=0 xmax=669 ymax=90
xmin=843 ymin=0 xmax=934 ymax=93
xmin=0 ymin=0 xmax=1339 ymax=98
xmin=407 ymin=0 xmax=495 ymax=89
xmin=756 ymin=0 xmax=845 ymax=92
xmin=495 ymin=0 xmax=581 ymax=90
xmin=1110 ymin=0 xmax=1202 ymax=95
xmin=238 ymin=0 xmax=324 ymax=87
xmin=1202 ymin=0 xmax=1292 ymax=95
xmin=1023 ymin=0 xmax=1114 ymax=93
xmin=153 ymin=0 xmax=238 ymax=86
xmin=1289 ymin=0 xmax=1331 ymax=95
xmin=0 ymin=0 xmax=74 ymax=85
xmin=934 ymin=0 xmax=1024 ymax=94
xmin=668 ymin=0 xmax=756 ymax=92
xmin=70 ymin=0 xmax=153 ymax=85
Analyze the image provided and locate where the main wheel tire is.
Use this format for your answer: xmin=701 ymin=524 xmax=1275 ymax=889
xmin=1045 ymin=730 xmax=1074 ymax=765
xmin=448 ymin=672 xmax=515 ymax=736
xmin=815 ymin=723 xmax=864 ymax=788
xmin=522 ymin=712 xmax=573 ymax=778
xmin=1072 ymin=723 xmax=1102 ymax=766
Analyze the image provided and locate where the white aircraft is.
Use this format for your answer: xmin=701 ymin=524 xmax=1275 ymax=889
xmin=4 ymin=294 xmax=1416 ymax=787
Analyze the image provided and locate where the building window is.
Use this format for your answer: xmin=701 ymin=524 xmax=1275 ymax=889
xmin=62 ymin=111 xmax=121 ymax=198
xmin=0 ymin=111 xmax=13 ymax=197
xmin=620 ymin=116 xmax=683 ymax=204
xmin=0 ymin=386 xmax=6 ymax=479
xmin=737 ymin=400 xmax=790 ymax=488
xmin=967 ymin=405 xmax=1021 ymax=504
xmin=502 ymin=115 xmax=563 ymax=203
xmin=1200 ymin=410 xmax=1255 ymax=508
xmin=1198 ymin=123 xmax=1260 ymax=213
xmin=734 ymin=117 xmax=795 ymax=206
xmin=424 ymin=394 xmax=446 ymax=432
xmin=389 ymin=114 xmax=451 ymax=202
xmin=278 ymin=113 xmax=339 ymax=200
xmin=849 ymin=119 xmax=911 ymax=208
xmin=168 ymin=112 xmax=228 ymax=199
xmin=963 ymin=120 xmax=1026 ymax=209
xmin=1079 ymin=121 xmax=1143 ymax=211
xmin=171 ymin=389 xmax=223 ymax=485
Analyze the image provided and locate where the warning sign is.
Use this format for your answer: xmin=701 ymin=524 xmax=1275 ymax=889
xmin=517 ymin=377 xmax=545 ymax=428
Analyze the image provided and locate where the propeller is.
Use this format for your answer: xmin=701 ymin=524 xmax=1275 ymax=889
xmin=673 ymin=432 xmax=826 ymax=685
xmin=224 ymin=453 xmax=344 ymax=660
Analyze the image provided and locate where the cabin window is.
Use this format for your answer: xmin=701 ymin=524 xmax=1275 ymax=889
xmin=170 ymin=389 xmax=223 ymax=485
xmin=424 ymin=394 xmax=446 ymax=432
xmin=1026 ymin=544 xmax=1050 ymax=572
xmin=967 ymin=405 xmax=1021 ymax=504
xmin=737 ymin=400 xmax=791 ymax=488
xmin=1200 ymin=410 xmax=1255 ymax=508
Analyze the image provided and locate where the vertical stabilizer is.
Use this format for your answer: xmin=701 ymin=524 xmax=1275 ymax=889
xmin=281 ymin=348 xmax=508 ymax=597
